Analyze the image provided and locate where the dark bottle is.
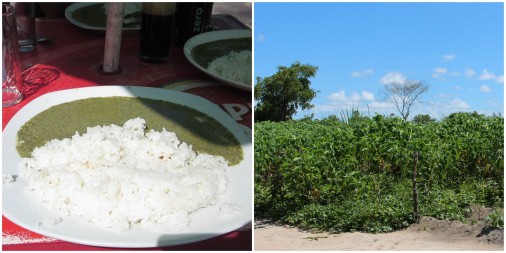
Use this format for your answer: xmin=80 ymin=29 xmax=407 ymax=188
xmin=139 ymin=3 xmax=177 ymax=63
xmin=175 ymin=3 xmax=213 ymax=45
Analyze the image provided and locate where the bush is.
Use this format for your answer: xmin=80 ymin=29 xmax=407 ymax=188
xmin=255 ymin=113 xmax=504 ymax=232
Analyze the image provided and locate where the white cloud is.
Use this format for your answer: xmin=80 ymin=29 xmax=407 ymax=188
xmin=442 ymin=54 xmax=456 ymax=61
xmin=476 ymin=69 xmax=503 ymax=83
xmin=432 ymin=67 xmax=448 ymax=79
xmin=464 ymin=68 xmax=475 ymax=77
xmin=406 ymin=97 xmax=473 ymax=120
xmin=380 ymin=71 xmax=406 ymax=85
xmin=478 ymin=69 xmax=496 ymax=80
xmin=351 ymin=69 xmax=374 ymax=78
xmin=368 ymin=101 xmax=392 ymax=110
xmin=257 ymin=33 xmax=265 ymax=42
xmin=434 ymin=67 xmax=447 ymax=74
xmin=327 ymin=90 xmax=374 ymax=104
xmin=309 ymin=89 xmax=475 ymax=120
xmin=362 ymin=91 xmax=374 ymax=101
xmin=311 ymin=89 xmax=410 ymax=119
xmin=432 ymin=68 xmax=461 ymax=79
xmin=454 ymin=86 xmax=461 ymax=90
xmin=480 ymin=85 xmax=491 ymax=93
xmin=312 ymin=104 xmax=340 ymax=113
xmin=477 ymin=69 xmax=504 ymax=83
xmin=451 ymin=98 xmax=470 ymax=109
xmin=314 ymin=90 xmax=385 ymax=115
xmin=327 ymin=91 xmax=346 ymax=103
xmin=351 ymin=92 xmax=361 ymax=102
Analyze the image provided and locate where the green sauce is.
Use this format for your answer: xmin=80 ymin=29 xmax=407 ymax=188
xmin=17 ymin=97 xmax=243 ymax=166
xmin=71 ymin=3 xmax=140 ymax=29
xmin=71 ymin=3 xmax=108 ymax=27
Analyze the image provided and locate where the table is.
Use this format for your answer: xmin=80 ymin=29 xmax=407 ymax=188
xmin=2 ymin=13 xmax=252 ymax=251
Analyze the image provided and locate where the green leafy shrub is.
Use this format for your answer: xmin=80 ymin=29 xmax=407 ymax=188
xmin=255 ymin=112 xmax=504 ymax=232
xmin=485 ymin=210 xmax=504 ymax=229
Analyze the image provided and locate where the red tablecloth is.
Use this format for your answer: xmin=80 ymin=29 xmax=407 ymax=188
xmin=2 ymin=15 xmax=251 ymax=251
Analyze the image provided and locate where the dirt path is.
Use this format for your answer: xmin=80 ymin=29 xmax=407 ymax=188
xmin=255 ymin=217 xmax=504 ymax=251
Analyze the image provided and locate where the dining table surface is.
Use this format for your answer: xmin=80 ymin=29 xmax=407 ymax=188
xmin=2 ymin=9 xmax=252 ymax=251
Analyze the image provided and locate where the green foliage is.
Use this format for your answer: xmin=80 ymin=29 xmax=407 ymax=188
xmin=337 ymin=107 xmax=369 ymax=124
xmin=412 ymin=114 xmax=436 ymax=124
xmin=485 ymin=210 xmax=504 ymax=229
xmin=255 ymin=112 xmax=504 ymax=232
xmin=254 ymin=62 xmax=318 ymax=122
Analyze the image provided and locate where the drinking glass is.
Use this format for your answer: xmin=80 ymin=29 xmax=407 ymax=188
xmin=3 ymin=4 xmax=24 ymax=107
xmin=14 ymin=2 xmax=36 ymax=52
xmin=140 ymin=3 xmax=177 ymax=63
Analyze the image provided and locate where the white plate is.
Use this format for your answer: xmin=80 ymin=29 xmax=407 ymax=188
xmin=2 ymin=86 xmax=252 ymax=248
xmin=184 ymin=30 xmax=252 ymax=92
xmin=65 ymin=2 xmax=141 ymax=32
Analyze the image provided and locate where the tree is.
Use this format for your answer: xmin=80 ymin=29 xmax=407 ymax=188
xmin=383 ymin=80 xmax=429 ymax=121
xmin=254 ymin=62 xmax=318 ymax=122
xmin=412 ymin=114 xmax=436 ymax=124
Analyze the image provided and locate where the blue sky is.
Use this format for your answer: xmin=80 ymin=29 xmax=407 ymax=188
xmin=254 ymin=2 xmax=504 ymax=120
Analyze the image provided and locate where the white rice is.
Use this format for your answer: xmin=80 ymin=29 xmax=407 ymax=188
xmin=19 ymin=118 xmax=229 ymax=232
xmin=2 ymin=174 xmax=15 ymax=184
xmin=207 ymin=50 xmax=252 ymax=85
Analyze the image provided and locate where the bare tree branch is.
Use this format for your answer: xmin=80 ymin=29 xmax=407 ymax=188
xmin=384 ymin=80 xmax=429 ymax=121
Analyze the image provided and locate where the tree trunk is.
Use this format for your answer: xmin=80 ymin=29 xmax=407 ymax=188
xmin=412 ymin=151 xmax=420 ymax=223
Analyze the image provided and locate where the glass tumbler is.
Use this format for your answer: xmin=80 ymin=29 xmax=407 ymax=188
xmin=3 ymin=4 xmax=23 ymax=107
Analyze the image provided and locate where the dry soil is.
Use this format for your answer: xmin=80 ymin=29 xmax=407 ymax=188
xmin=255 ymin=206 xmax=504 ymax=251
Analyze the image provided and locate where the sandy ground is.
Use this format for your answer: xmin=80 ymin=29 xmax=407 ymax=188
xmin=255 ymin=216 xmax=504 ymax=251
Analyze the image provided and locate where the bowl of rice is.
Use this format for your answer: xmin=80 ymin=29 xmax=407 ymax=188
xmin=184 ymin=29 xmax=252 ymax=91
